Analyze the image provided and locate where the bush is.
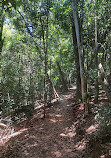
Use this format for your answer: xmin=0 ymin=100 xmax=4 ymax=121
xmin=95 ymin=103 xmax=111 ymax=143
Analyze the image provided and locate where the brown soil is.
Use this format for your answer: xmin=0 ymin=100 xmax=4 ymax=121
xmin=0 ymin=87 xmax=110 ymax=158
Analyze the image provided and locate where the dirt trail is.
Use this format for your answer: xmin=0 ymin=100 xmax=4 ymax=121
xmin=0 ymin=87 xmax=100 ymax=158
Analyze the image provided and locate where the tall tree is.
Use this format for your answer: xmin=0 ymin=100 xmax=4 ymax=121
xmin=0 ymin=1 xmax=4 ymax=53
xmin=40 ymin=0 xmax=49 ymax=118
xmin=56 ymin=61 xmax=68 ymax=91
xmin=94 ymin=0 xmax=99 ymax=103
xmin=70 ymin=13 xmax=81 ymax=99
xmin=72 ymin=0 xmax=88 ymax=114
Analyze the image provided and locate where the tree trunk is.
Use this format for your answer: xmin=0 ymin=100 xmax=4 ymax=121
xmin=47 ymin=73 xmax=60 ymax=99
xmin=94 ymin=10 xmax=99 ymax=103
xmin=109 ymin=53 xmax=111 ymax=75
xmin=56 ymin=61 xmax=68 ymax=91
xmin=98 ymin=61 xmax=111 ymax=102
xmin=87 ymin=54 xmax=95 ymax=70
xmin=40 ymin=0 xmax=49 ymax=118
xmin=71 ymin=15 xmax=81 ymax=99
xmin=49 ymin=59 xmax=52 ymax=103
xmin=72 ymin=0 xmax=88 ymax=114
xmin=0 ymin=3 xmax=4 ymax=53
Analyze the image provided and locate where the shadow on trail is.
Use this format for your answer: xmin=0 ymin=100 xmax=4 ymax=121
xmin=0 ymin=87 xmax=107 ymax=158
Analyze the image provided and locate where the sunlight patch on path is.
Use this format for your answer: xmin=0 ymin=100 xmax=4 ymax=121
xmin=0 ymin=128 xmax=27 ymax=145
xmin=74 ymin=138 xmax=88 ymax=151
xmin=60 ymin=124 xmax=76 ymax=138
xmin=53 ymin=151 xmax=62 ymax=158
xmin=86 ymin=124 xmax=98 ymax=134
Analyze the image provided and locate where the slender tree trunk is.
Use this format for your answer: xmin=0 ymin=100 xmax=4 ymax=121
xmin=56 ymin=61 xmax=68 ymax=91
xmin=40 ymin=21 xmax=46 ymax=118
xmin=49 ymin=59 xmax=52 ymax=103
xmin=98 ymin=61 xmax=111 ymax=102
xmin=40 ymin=0 xmax=49 ymax=118
xmin=94 ymin=10 xmax=99 ymax=103
xmin=87 ymin=54 xmax=95 ymax=70
xmin=47 ymin=73 xmax=60 ymax=99
xmin=18 ymin=54 xmax=22 ymax=86
xmin=109 ymin=53 xmax=111 ymax=75
xmin=71 ymin=15 xmax=81 ymax=99
xmin=37 ymin=69 xmax=42 ymax=100
xmin=0 ymin=3 xmax=4 ymax=53
xmin=72 ymin=0 xmax=88 ymax=114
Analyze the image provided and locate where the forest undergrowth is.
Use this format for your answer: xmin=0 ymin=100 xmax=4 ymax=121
xmin=0 ymin=86 xmax=111 ymax=158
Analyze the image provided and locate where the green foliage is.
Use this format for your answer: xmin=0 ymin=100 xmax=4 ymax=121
xmin=53 ymin=0 xmax=72 ymax=32
xmin=3 ymin=0 xmax=22 ymax=9
xmin=0 ymin=0 xmax=110 ymax=123
xmin=95 ymin=104 xmax=111 ymax=143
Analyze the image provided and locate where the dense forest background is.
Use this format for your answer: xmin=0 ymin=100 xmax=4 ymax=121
xmin=0 ymin=0 xmax=111 ymax=157
xmin=0 ymin=0 xmax=111 ymax=117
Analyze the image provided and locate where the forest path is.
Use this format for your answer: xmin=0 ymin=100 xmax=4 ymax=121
xmin=0 ymin=86 xmax=98 ymax=158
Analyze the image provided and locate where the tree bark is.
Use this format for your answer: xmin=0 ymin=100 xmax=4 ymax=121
xmin=40 ymin=0 xmax=49 ymax=118
xmin=72 ymin=0 xmax=88 ymax=114
xmin=98 ymin=61 xmax=111 ymax=102
xmin=87 ymin=54 xmax=95 ymax=70
xmin=0 ymin=3 xmax=4 ymax=53
xmin=47 ymin=73 xmax=60 ymax=99
xmin=56 ymin=61 xmax=68 ymax=91
xmin=40 ymin=18 xmax=46 ymax=118
xmin=94 ymin=10 xmax=99 ymax=103
xmin=71 ymin=14 xmax=81 ymax=98
xmin=109 ymin=53 xmax=111 ymax=75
